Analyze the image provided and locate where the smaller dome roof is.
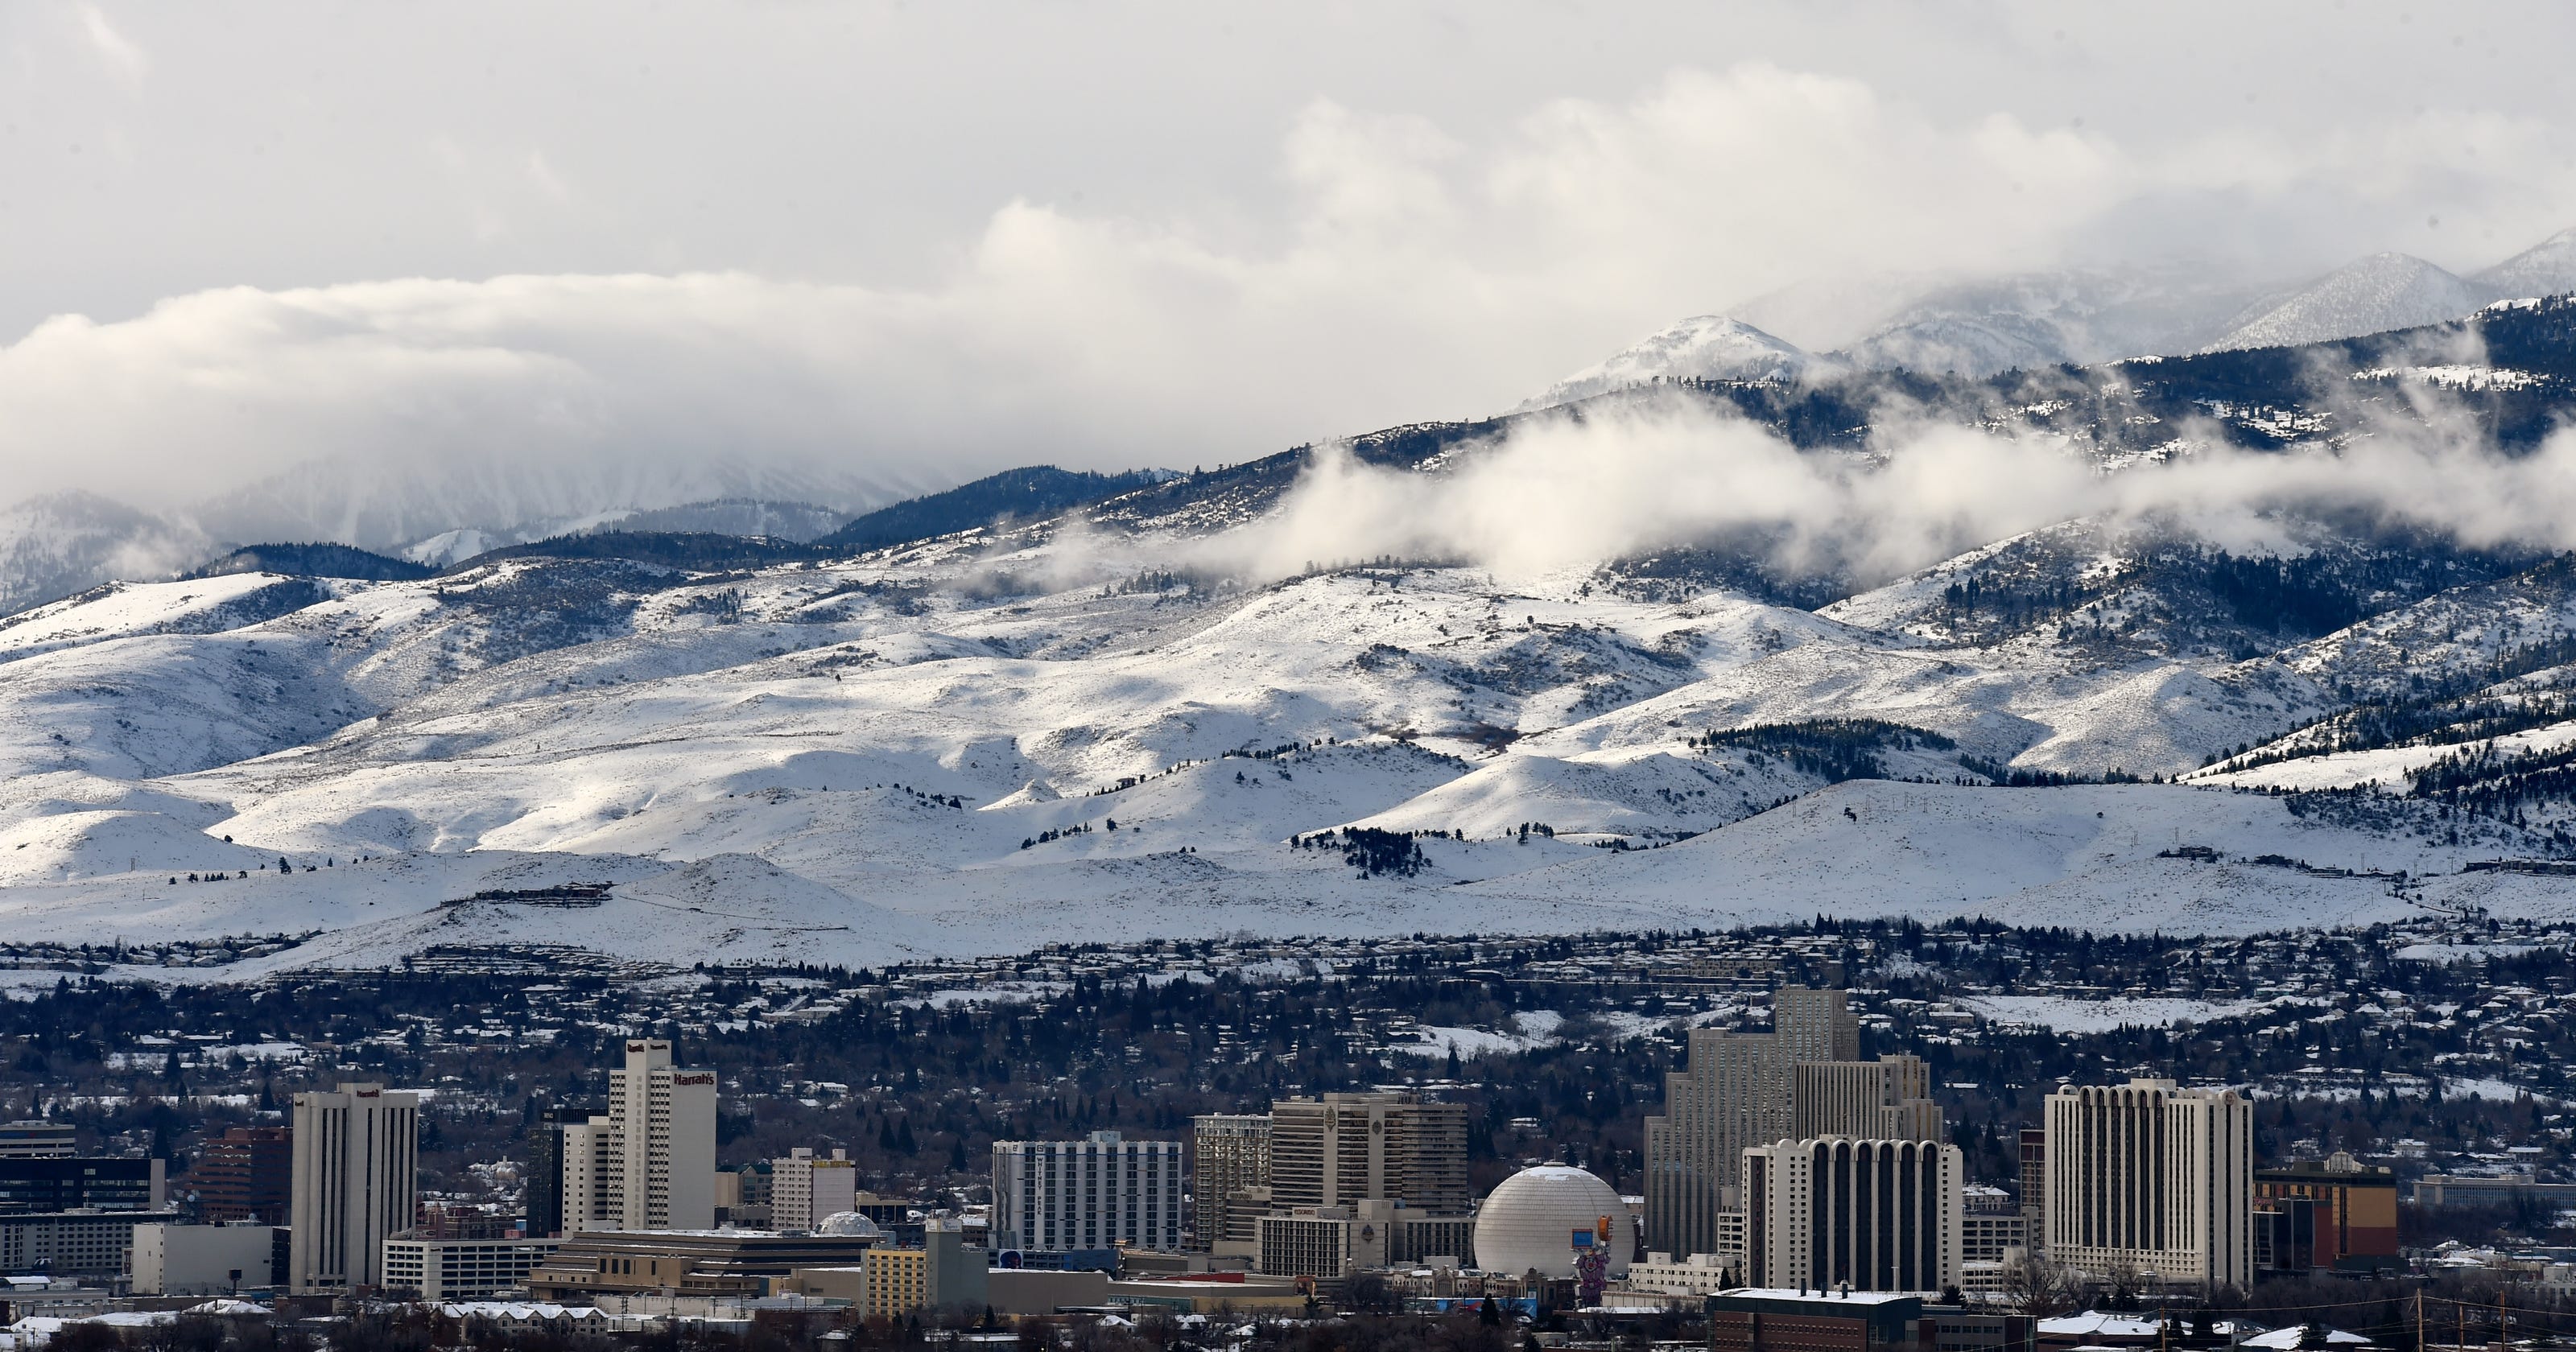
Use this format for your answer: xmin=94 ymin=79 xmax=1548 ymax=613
xmin=815 ymin=1211 xmax=884 ymax=1238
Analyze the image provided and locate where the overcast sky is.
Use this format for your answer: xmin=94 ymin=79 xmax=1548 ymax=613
xmin=6 ymin=2 xmax=2576 ymax=516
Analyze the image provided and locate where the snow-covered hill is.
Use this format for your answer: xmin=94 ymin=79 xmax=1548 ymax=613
xmin=2206 ymin=253 xmax=2494 ymax=352
xmin=2476 ymin=227 xmax=2576 ymax=300
xmin=2 ymin=483 xmax=2570 ymax=980
xmin=1512 ymin=316 xmax=1816 ymax=412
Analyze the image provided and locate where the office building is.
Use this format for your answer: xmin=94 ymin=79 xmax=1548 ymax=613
xmin=1744 ymin=1138 xmax=1962 ymax=1293
xmin=1961 ymin=1212 xmax=2031 ymax=1264
xmin=132 ymin=1222 xmax=281 ymax=1295
xmin=0 ymin=1156 xmax=165 ymax=1214
xmin=0 ymin=1123 xmax=76 ymax=1159
xmin=2044 ymin=1079 xmax=2252 ymax=1287
xmin=1642 ymin=987 xmax=1859 ymax=1257
xmin=2252 ymin=1153 xmax=2399 ymax=1272
xmin=1254 ymin=1200 xmax=1475 ymax=1280
xmin=774 ymin=1148 xmax=857 ymax=1230
xmin=192 ymin=1127 xmax=291 ymax=1225
xmin=288 ymin=1082 xmax=421 ymax=1294
xmin=713 ymin=1163 xmax=774 ymax=1226
xmin=1269 ymin=1093 xmax=1470 ymax=1214
xmin=381 ymin=1234 xmax=564 ymax=1300
xmin=1190 ymin=1114 xmax=1272 ymax=1252
xmin=1793 ymin=1055 xmax=1944 ymax=1144
xmin=605 ymin=1038 xmax=718 ymax=1231
xmin=524 ymin=1107 xmax=601 ymax=1238
xmin=991 ymin=1130 xmax=1183 ymax=1252
xmin=0 ymin=1208 xmax=182 ymax=1276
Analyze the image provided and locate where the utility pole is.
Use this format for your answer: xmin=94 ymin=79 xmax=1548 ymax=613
xmin=2417 ymin=1289 xmax=2425 ymax=1352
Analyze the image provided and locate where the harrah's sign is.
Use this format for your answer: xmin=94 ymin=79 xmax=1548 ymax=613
xmin=671 ymin=1072 xmax=716 ymax=1086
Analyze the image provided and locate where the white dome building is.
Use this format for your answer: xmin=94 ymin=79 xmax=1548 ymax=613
xmin=1472 ymin=1164 xmax=1633 ymax=1279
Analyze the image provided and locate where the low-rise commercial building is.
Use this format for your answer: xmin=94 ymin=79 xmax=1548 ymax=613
xmin=526 ymin=1229 xmax=878 ymax=1301
xmin=1707 ymin=1291 xmax=2033 ymax=1352
xmin=2252 ymin=1153 xmax=2398 ymax=1272
xmin=1255 ymin=1201 xmax=1474 ymax=1280
xmin=794 ymin=1217 xmax=986 ymax=1319
xmin=1708 ymin=1288 xmax=1924 ymax=1352
xmin=130 ymin=1223 xmax=280 ymax=1295
xmin=382 ymin=1235 xmax=564 ymax=1300
xmin=1623 ymin=1251 xmax=1736 ymax=1298
xmin=2411 ymin=1171 xmax=2576 ymax=1207
xmin=431 ymin=1301 xmax=611 ymax=1336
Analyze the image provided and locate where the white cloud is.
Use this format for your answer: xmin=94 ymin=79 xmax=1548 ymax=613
xmin=76 ymin=3 xmax=148 ymax=87
xmin=1194 ymin=386 xmax=2576 ymax=591
xmin=3 ymin=60 xmax=2574 ymax=537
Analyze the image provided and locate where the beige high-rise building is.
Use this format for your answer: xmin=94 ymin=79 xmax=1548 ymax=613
xmin=1269 ymin=1093 xmax=1469 ymax=1216
xmin=774 ymin=1148 xmax=857 ymax=1230
xmin=1793 ymin=1054 xmax=1944 ymax=1144
xmin=558 ymin=1117 xmax=617 ymax=1231
xmin=1643 ymin=987 xmax=1859 ymax=1257
xmin=1744 ymin=1137 xmax=1962 ymax=1293
xmin=288 ymin=1082 xmax=419 ymax=1294
xmin=2045 ymin=1078 xmax=2252 ymax=1287
xmin=1191 ymin=1114 xmax=1272 ymax=1253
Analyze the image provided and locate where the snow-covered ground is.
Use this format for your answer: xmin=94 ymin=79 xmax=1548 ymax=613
xmin=1962 ymin=995 xmax=2268 ymax=1033
xmin=0 ymin=503 xmax=2570 ymax=978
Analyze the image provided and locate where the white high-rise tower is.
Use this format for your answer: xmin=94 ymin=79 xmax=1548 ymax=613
xmin=288 ymin=1082 xmax=419 ymax=1293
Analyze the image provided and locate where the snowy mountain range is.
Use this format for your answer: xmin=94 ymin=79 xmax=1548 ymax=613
xmin=0 ymin=450 xmax=919 ymax=615
xmin=1546 ymin=225 xmax=2576 ymax=398
xmin=7 ymin=299 xmax=2576 ymax=979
